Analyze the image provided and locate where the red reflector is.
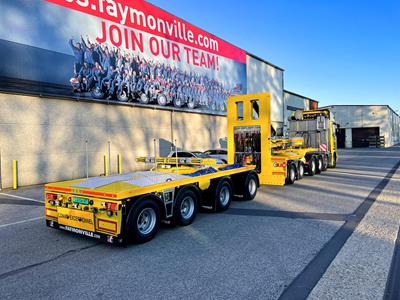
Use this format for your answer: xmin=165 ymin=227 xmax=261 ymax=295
xmin=105 ymin=202 xmax=118 ymax=211
xmin=46 ymin=193 xmax=57 ymax=200
xmin=281 ymin=163 xmax=287 ymax=168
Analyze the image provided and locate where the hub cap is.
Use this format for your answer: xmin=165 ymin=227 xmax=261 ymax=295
xmin=180 ymin=196 xmax=195 ymax=220
xmin=140 ymin=93 xmax=148 ymax=103
xmin=137 ymin=208 xmax=156 ymax=235
xmin=158 ymin=95 xmax=167 ymax=105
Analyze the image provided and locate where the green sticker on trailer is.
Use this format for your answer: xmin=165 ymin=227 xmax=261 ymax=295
xmin=73 ymin=197 xmax=89 ymax=205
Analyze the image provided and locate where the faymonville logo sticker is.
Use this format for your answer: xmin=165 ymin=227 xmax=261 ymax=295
xmin=60 ymin=225 xmax=100 ymax=239
xmin=58 ymin=213 xmax=94 ymax=224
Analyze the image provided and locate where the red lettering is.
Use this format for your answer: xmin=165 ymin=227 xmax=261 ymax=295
xmin=200 ymin=52 xmax=207 ymax=68
xmin=160 ymin=39 xmax=171 ymax=59
xmin=109 ymin=24 xmax=122 ymax=47
xmin=183 ymin=46 xmax=191 ymax=64
xmin=207 ymin=55 xmax=216 ymax=70
xmin=172 ymin=43 xmax=181 ymax=61
xmin=123 ymin=27 xmax=129 ymax=49
xmin=96 ymin=21 xmax=107 ymax=44
xmin=130 ymin=31 xmax=143 ymax=53
xmin=149 ymin=37 xmax=160 ymax=56
xmin=192 ymin=49 xmax=199 ymax=66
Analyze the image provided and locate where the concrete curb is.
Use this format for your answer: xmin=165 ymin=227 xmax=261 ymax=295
xmin=308 ymin=164 xmax=400 ymax=299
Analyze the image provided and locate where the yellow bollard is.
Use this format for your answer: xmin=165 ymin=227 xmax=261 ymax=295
xmin=104 ymin=155 xmax=109 ymax=176
xmin=117 ymin=154 xmax=122 ymax=175
xmin=12 ymin=160 xmax=17 ymax=189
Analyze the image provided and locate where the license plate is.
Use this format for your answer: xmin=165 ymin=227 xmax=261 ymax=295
xmin=57 ymin=207 xmax=95 ymax=232
xmin=73 ymin=196 xmax=89 ymax=205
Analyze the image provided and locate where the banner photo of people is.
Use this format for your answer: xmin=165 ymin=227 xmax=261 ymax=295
xmin=0 ymin=0 xmax=247 ymax=114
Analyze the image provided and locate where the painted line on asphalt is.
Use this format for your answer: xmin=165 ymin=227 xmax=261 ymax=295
xmin=0 ymin=216 xmax=44 ymax=229
xmin=278 ymin=159 xmax=400 ymax=300
xmin=384 ymin=222 xmax=400 ymax=300
xmin=0 ymin=192 xmax=44 ymax=204
xmin=225 ymin=208 xmax=351 ymax=222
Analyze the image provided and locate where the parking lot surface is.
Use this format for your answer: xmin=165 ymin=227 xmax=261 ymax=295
xmin=0 ymin=147 xmax=399 ymax=299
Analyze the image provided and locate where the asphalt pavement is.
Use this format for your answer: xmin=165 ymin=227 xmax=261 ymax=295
xmin=0 ymin=147 xmax=399 ymax=300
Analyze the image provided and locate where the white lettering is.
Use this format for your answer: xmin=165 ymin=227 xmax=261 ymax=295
xmin=105 ymin=0 xmax=117 ymax=17
xmin=117 ymin=2 xmax=129 ymax=25
xmin=76 ymin=0 xmax=89 ymax=7
xmin=129 ymin=8 xmax=146 ymax=26
xmin=147 ymin=15 xmax=156 ymax=30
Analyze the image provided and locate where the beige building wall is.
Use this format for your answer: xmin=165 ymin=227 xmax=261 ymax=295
xmin=0 ymin=93 xmax=227 ymax=188
xmin=246 ymin=55 xmax=284 ymax=134
xmin=284 ymin=91 xmax=312 ymax=111
xmin=328 ymin=105 xmax=400 ymax=148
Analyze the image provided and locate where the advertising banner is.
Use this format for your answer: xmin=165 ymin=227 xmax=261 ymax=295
xmin=0 ymin=0 xmax=247 ymax=114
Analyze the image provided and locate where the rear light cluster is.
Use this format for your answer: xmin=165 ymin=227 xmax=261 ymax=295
xmin=46 ymin=193 xmax=57 ymax=200
xmin=102 ymin=202 xmax=120 ymax=217
xmin=46 ymin=193 xmax=64 ymax=206
xmin=273 ymin=162 xmax=287 ymax=168
xmin=46 ymin=193 xmax=119 ymax=217
xmin=105 ymin=202 xmax=119 ymax=211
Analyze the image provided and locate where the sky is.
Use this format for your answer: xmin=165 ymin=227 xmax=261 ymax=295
xmin=147 ymin=0 xmax=400 ymax=112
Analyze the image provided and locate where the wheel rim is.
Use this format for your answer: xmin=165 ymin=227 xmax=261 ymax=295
xmin=140 ymin=94 xmax=148 ymax=103
xmin=299 ymin=164 xmax=304 ymax=177
xmin=158 ymin=95 xmax=167 ymax=106
xmin=311 ymin=160 xmax=316 ymax=172
xmin=219 ymin=186 xmax=230 ymax=206
xmin=137 ymin=208 xmax=156 ymax=235
xmin=119 ymin=91 xmax=127 ymax=101
xmin=174 ymin=98 xmax=182 ymax=107
xmin=180 ymin=196 xmax=195 ymax=220
xmin=318 ymin=159 xmax=322 ymax=170
xmin=248 ymin=178 xmax=257 ymax=195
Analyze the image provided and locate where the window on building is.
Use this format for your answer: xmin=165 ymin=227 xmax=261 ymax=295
xmin=251 ymin=100 xmax=260 ymax=119
xmin=236 ymin=101 xmax=244 ymax=120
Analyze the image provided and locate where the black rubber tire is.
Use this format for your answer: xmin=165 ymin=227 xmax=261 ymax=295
xmin=214 ymin=178 xmax=233 ymax=212
xmin=298 ymin=161 xmax=305 ymax=180
xmin=316 ymin=156 xmax=323 ymax=174
xmin=126 ymin=196 xmax=161 ymax=244
xmin=307 ymin=157 xmax=317 ymax=176
xmin=90 ymin=87 xmax=104 ymax=99
xmin=139 ymin=93 xmax=150 ymax=104
xmin=173 ymin=97 xmax=184 ymax=108
xmin=117 ymin=89 xmax=129 ymax=102
xmin=242 ymin=172 xmax=258 ymax=200
xmin=157 ymin=94 xmax=168 ymax=106
xmin=173 ymin=188 xmax=198 ymax=226
xmin=286 ymin=163 xmax=296 ymax=185
xmin=322 ymin=155 xmax=328 ymax=171
xmin=187 ymin=98 xmax=197 ymax=109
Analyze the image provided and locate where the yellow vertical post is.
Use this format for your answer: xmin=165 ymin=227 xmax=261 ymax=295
xmin=12 ymin=160 xmax=17 ymax=189
xmin=104 ymin=155 xmax=109 ymax=176
xmin=117 ymin=154 xmax=122 ymax=175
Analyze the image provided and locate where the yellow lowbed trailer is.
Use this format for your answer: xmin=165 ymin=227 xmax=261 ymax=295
xmin=45 ymin=157 xmax=259 ymax=245
xmin=45 ymin=92 xmax=338 ymax=244
xmin=228 ymin=93 xmax=307 ymax=185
